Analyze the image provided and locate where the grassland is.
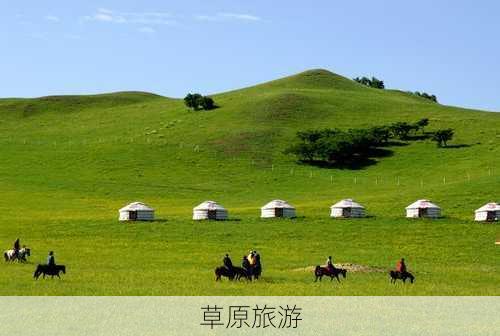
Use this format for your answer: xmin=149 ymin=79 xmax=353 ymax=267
xmin=0 ymin=69 xmax=498 ymax=295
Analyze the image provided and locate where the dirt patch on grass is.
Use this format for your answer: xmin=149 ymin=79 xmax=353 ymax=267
xmin=293 ymin=263 xmax=386 ymax=273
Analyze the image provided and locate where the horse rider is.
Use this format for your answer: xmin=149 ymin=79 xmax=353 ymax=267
xmin=47 ymin=251 xmax=56 ymax=268
xmin=396 ymin=258 xmax=407 ymax=274
xmin=248 ymin=250 xmax=258 ymax=266
xmin=223 ymin=253 xmax=233 ymax=271
xmin=326 ymin=256 xmax=334 ymax=272
xmin=13 ymin=238 xmax=20 ymax=259
xmin=246 ymin=250 xmax=254 ymax=266
xmin=242 ymin=255 xmax=251 ymax=276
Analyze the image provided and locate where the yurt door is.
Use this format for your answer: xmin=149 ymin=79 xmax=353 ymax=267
xmin=129 ymin=211 xmax=138 ymax=221
xmin=418 ymin=208 xmax=426 ymax=218
xmin=208 ymin=210 xmax=217 ymax=220
xmin=486 ymin=211 xmax=495 ymax=221
xmin=275 ymin=208 xmax=284 ymax=217
xmin=343 ymin=208 xmax=351 ymax=217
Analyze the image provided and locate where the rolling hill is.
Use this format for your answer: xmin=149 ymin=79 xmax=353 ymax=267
xmin=0 ymin=69 xmax=498 ymax=295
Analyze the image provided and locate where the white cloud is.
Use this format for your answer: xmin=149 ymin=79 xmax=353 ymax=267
xmin=195 ymin=12 xmax=261 ymax=22
xmin=219 ymin=13 xmax=261 ymax=21
xmin=138 ymin=27 xmax=155 ymax=34
xmin=44 ymin=15 xmax=60 ymax=22
xmin=84 ymin=8 xmax=174 ymax=25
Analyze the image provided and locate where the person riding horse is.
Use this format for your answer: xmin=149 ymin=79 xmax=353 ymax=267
xmin=326 ymin=256 xmax=334 ymax=272
xmin=47 ymin=251 xmax=56 ymax=268
xmin=13 ymin=238 xmax=20 ymax=260
xmin=396 ymin=258 xmax=407 ymax=274
xmin=223 ymin=254 xmax=233 ymax=271
xmin=242 ymin=255 xmax=251 ymax=275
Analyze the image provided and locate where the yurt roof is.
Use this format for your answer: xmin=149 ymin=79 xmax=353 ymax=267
xmin=331 ymin=199 xmax=364 ymax=209
xmin=405 ymin=199 xmax=440 ymax=210
xmin=475 ymin=202 xmax=500 ymax=213
xmin=194 ymin=201 xmax=226 ymax=211
xmin=261 ymin=200 xmax=295 ymax=210
xmin=119 ymin=202 xmax=154 ymax=212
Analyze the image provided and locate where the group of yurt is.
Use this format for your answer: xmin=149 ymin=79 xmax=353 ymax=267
xmin=118 ymin=199 xmax=500 ymax=222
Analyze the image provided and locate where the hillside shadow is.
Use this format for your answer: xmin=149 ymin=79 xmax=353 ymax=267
xmin=382 ymin=140 xmax=408 ymax=147
xmin=443 ymin=144 xmax=473 ymax=149
xmin=404 ymin=133 xmax=433 ymax=141
xmin=300 ymin=148 xmax=393 ymax=170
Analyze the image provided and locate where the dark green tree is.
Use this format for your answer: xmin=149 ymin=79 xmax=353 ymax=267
xmin=370 ymin=77 xmax=385 ymax=89
xmin=415 ymin=118 xmax=430 ymax=133
xmin=432 ymin=129 xmax=454 ymax=147
xmin=390 ymin=122 xmax=414 ymax=140
xmin=200 ymin=96 xmax=215 ymax=110
xmin=184 ymin=93 xmax=216 ymax=111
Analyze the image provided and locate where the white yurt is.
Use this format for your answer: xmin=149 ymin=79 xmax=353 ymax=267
xmin=474 ymin=202 xmax=500 ymax=222
xmin=261 ymin=200 xmax=296 ymax=218
xmin=406 ymin=199 xmax=441 ymax=218
xmin=119 ymin=202 xmax=155 ymax=221
xmin=193 ymin=201 xmax=228 ymax=220
xmin=330 ymin=199 xmax=365 ymax=218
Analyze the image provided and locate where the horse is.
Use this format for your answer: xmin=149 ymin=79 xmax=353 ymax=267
xmin=215 ymin=266 xmax=235 ymax=281
xmin=252 ymin=263 xmax=262 ymax=280
xmin=215 ymin=266 xmax=251 ymax=281
xmin=4 ymin=247 xmax=31 ymax=263
xmin=389 ymin=270 xmax=415 ymax=284
xmin=314 ymin=265 xmax=347 ymax=282
xmin=233 ymin=266 xmax=252 ymax=281
xmin=33 ymin=264 xmax=66 ymax=280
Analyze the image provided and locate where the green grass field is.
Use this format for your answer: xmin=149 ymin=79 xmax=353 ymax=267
xmin=0 ymin=69 xmax=498 ymax=295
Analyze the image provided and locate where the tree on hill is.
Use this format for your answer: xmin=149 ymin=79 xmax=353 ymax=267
xmin=413 ymin=91 xmax=438 ymax=103
xmin=432 ymin=129 xmax=454 ymax=147
xmin=390 ymin=122 xmax=414 ymax=140
xmin=200 ymin=96 xmax=215 ymax=110
xmin=353 ymin=76 xmax=385 ymax=89
xmin=184 ymin=93 xmax=202 ymax=110
xmin=184 ymin=93 xmax=217 ymax=111
xmin=415 ymin=118 xmax=429 ymax=133
xmin=368 ymin=126 xmax=392 ymax=145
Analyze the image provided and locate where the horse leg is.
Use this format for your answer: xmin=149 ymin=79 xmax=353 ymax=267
xmin=335 ymin=275 xmax=341 ymax=283
xmin=57 ymin=273 xmax=61 ymax=279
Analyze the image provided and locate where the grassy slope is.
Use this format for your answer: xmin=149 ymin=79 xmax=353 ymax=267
xmin=0 ymin=69 xmax=498 ymax=295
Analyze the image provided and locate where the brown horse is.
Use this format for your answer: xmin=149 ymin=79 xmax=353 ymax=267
xmin=389 ymin=270 xmax=415 ymax=284
xmin=314 ymin=266 xmax=347 ymax=282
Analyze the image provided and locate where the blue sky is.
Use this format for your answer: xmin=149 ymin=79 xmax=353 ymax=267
xmin=1 ymin=1 xmax=500 ymax=111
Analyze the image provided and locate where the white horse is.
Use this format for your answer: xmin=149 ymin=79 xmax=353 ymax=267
xmin=4 ymin=247 xmax=31 ymax=262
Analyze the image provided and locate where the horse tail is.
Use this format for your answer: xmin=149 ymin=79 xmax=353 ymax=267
xmin=314 ymin=265 xmax=321 ymax=275
xmin=3 ymin=252 xmax=7 ymax=261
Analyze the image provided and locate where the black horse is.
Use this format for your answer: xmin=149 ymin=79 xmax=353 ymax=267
xmin=389 ymin=270 xmax=415 ymax=284
xmin=215 ymin=266 xmax=234 ymax=281
xmin=215 ymin=266 xmax=251 ymax=281
xmin=233 ymin=266 xmax=251 ymax=281
xmin=33 ymin=264 xmax=66 ymax=280
xmin=314 ymin=266 xmax=347 ymax=282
